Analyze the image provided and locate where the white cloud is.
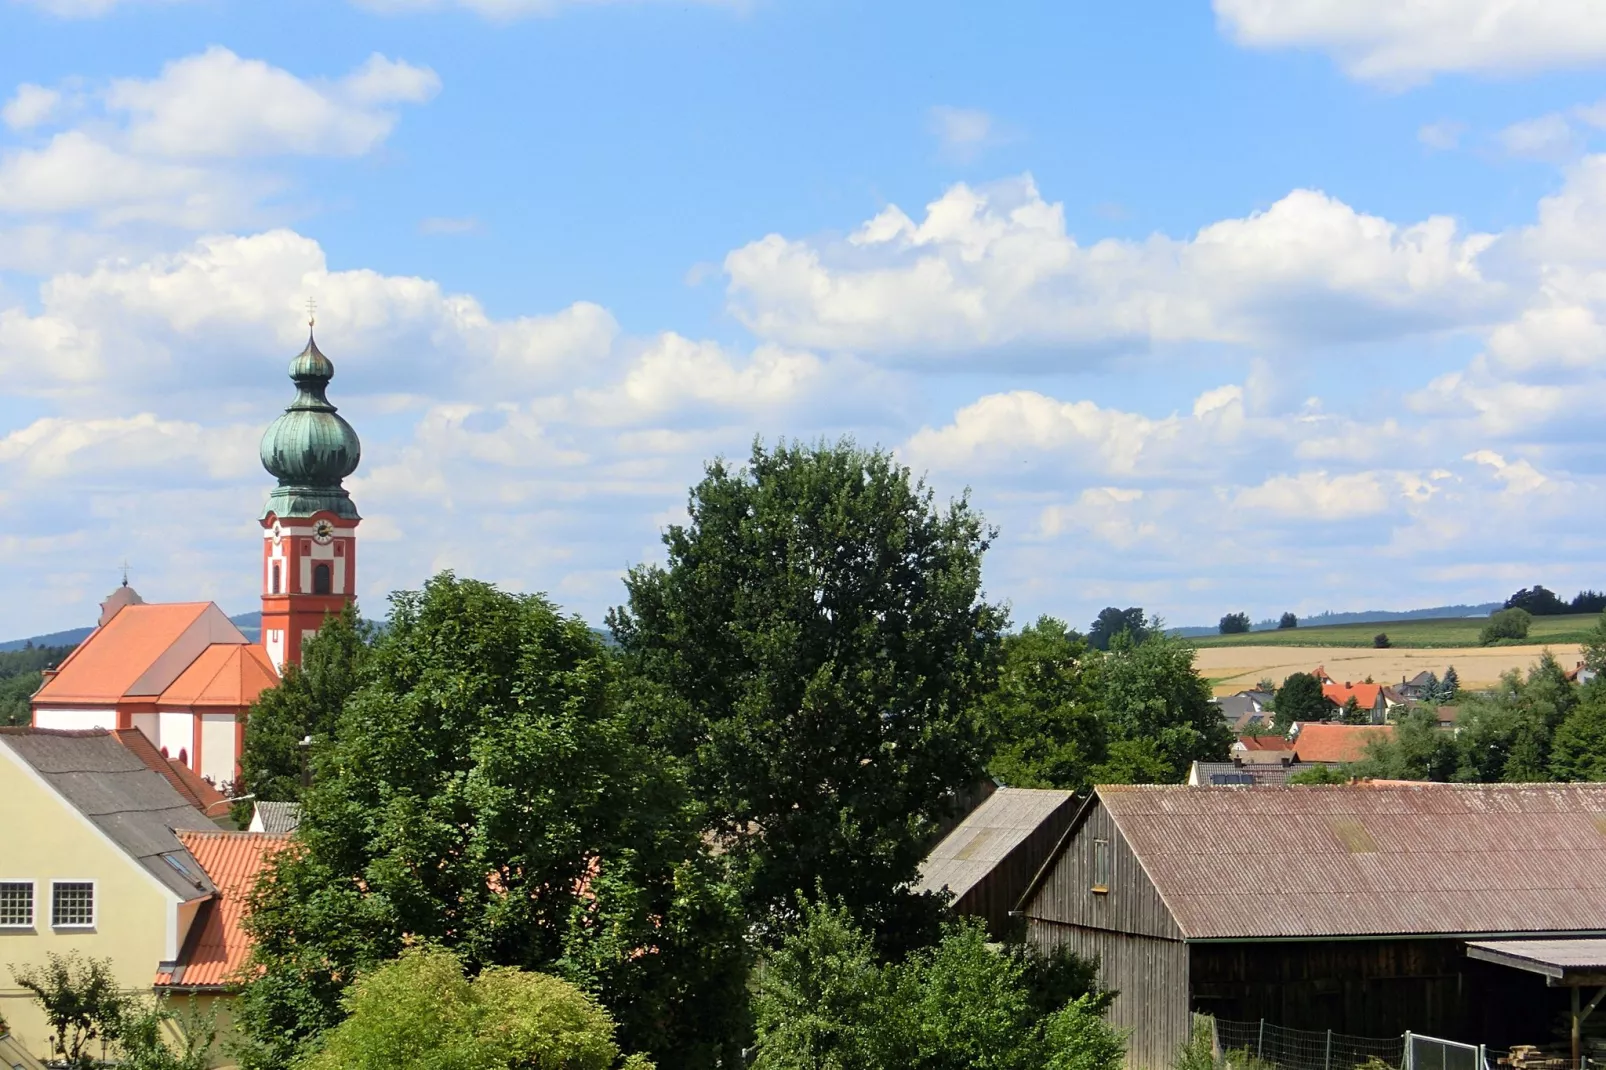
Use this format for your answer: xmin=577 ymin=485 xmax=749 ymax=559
xmin=419 ymin=216 xmax=482 ymax=236
xmin=1417 ymin=120 xmax=1465 ymax=151
xmin=9 ymin=0 xmax=188 ymax=15
xmin=1233 ymin=471 xmax=1391 ymax=520
xmin=2 ymin=84 xmax=61 ymax=130
xmin=724 ymin=176 xmax=1502 ymax=358
xmin=1464 ymin=449 xmax=1556 ymax=495
xmin=0 ymin=131 xmax=245 ymax=226
xmin=1499 ymin=113 xmax=1579 ymax=161
xmin=105 ymin=47 xmax=439 ymax=158
xmin=1213 ymin=0 xmax=1606 ymax=85
xmin=0 ymin=414 xmax=257 ymax=480
xmin=928 ymin=106 xmax=1009 ymax=162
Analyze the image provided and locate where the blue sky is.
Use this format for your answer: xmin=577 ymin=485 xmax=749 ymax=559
xmin=4 ymin=0 xmax=1606 ymax=638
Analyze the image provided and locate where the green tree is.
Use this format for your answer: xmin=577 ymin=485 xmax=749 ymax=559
xmin=1093 ymin=631 xmax=1230 ymax=783
xmin=980 ymin=617 xmax=1105 ymax=791
xmin=1580 ymin=611 xmax=1606 ymax=674
xmin=1277 ymin=613 xmax=1298 ymax=630
xmin=1271 ymin=673 xmax=1332 ymax=730
xmin=1373 ymin=633 xmax=1391 ymax=649
xmin=1340 ymin=696 xmax=1369 ymax=725
xmin=235 ymin=602 xmax=370 ymax=815
xmin=237 ymin=574 xmax=748 ymax=1070
xmin=298 ymin=948 xmax=651 ymax=1070
xmin=1355 ymin=708 xmax=1458 ymax=782
xmin=1218 ymin=612 xmax=1250 ymax=635
xmin=1286 ymin=763 xmax=1349 ymax=784
xmin=1550 ymin=687 xmax=1606 ymax=782
xmin=1480 ymin=607 xmax=1532 ymax=645
xmin=0 ymin=643 xmax=71 ymax=727
xmin=1441 ymin=665 xmax=1460 ymax=701
xmin=1505 ymin=585 xmax=1568 ymax=616
xmin=10 ymin=954 xmax=126 ymax=1069
xmin=608 ymin=440 xmax=1004 ymax=940
xmin=1087 ymin=608 xmax=1146 ymax=652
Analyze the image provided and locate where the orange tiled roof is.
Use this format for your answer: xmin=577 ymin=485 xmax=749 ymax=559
xmin=110 ymin=729 xmax=232 ymax=818
xmin=1236 ymin=735 xmax=1291 ymax=751
xmin=1289 ymin=722 xmax=1394 ymax=764
xmin=36 ymin=603 xmax=214 ymax=703
xmin=1323 ymin=681 xmax=1385 ymax=709
xmin=158 ymin=643 xmax=278 ymax=708
xmin=155 ymin=830 xmax=289 ymax=990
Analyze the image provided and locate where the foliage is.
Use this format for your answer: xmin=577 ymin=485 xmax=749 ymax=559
xmin=608 ymin=439 xmax=1004 ymax=945
xmin=1088 ymin=608 xmax=1148 ymax=652
xmin=236 ymin=573 xmax=748 ymax=1070
xmin=297 ymin=948 xmax=650 ymax=1070
xmin=1581 ymin=612 xmax=1606 ymax=675
xmin=1505 ymin=586 xmax=1570 ymax=616
xmin=115 ymin=997 xmax=217 ymax=1070
xmin=1277 ymin=613 xmax=1297 ymax=630
xmin=1286 ymin=763 xmax=1349 ymax=785
xmin=980 ymin=617 xmax=1105 ymax=791
xmin=234 ymin=602 xmax=371 ymax=820
xmin=1354 ymin=708 xmax=1458 ymax=782
xmin=1218 ymin=613 xmax=1250 ymax=635
xmin=1190 ymin=614 xmax=1599 ymax=649
xmin=1573 ymin=590 xmax=1606 ymax=614
xmin=1271 ymin=673 xmax=1332 ymax=730
xmin=1093 ymin=631 xmax=1231 ymax=784
xmin=1480 ymin=608 xmax=1532 ymax=645
xmin=0 ymin=643 xmax=71 ymax=727
xmin=1549 ymin=685 xmax=1606 ymax=782
xmin=1372 ymin=633 xmax=1390 ymax=649
xmin=750 ymin=901 xmax=1121 ymax=1070
xmin=1340 ymin=696 xmax=1368 ymax=725
xmin=11 ymin=953 xmax=126 ymax=1068
xmin=1441 ymin=666 xmax=1459 ymax=701
xmin=1173 ymin=1015 xmax=1217 ymax=1070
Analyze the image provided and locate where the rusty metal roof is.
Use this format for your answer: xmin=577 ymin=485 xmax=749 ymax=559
xmin=918 ymin=787 xmax=1076 ymax=901
xmin=1096 ymin=783 xmax=1606 ymax=940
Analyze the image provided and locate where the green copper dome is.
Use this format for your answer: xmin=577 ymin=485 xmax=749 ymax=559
xmin=260 ymin=330 xmax=362 ymax=520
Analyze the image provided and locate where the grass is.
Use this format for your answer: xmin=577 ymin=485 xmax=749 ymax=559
xmin=1188 ymin=613 xmax=1601 ymax=649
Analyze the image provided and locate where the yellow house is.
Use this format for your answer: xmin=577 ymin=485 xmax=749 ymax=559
xmin=0 ymin=727 xmax=221 ymax=1062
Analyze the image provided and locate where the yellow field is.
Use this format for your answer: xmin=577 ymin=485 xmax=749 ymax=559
xmin=1195 ymin=643 xmax=1583 ymax=696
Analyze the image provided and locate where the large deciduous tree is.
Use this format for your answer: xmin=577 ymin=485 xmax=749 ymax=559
xmin=1094 ymin=631 xmax=1231 ymax=783
xmin=1272 ymin=672 xmax=1332 ymax=729
xmin=979 ymin=617 xmax=1105 ymax=792
xmin=1086 ymin=607 xmax=1146 ymax=651
xmin=236 ymin=574 xmax=748 ymax=1070
xmin=607 ymin=440 xmax=1004 ymax=939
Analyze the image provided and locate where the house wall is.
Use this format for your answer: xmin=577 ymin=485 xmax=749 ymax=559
xmin=0 ymin=746 xmax=179 ymax=1062
xmin=1020 ymin=800 xmax=1190 ymax=1069
xmin=158 ymin=711 xmax=195 ymax=764
xmin=198 ymin=714 xmax=235 ymax=787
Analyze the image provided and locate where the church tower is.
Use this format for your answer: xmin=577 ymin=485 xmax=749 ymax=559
xmin=258 ymin=324 xmax=362 ymax=671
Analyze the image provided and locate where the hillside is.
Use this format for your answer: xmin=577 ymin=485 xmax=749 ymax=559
xmin=1190 ymin=613 xmax=1599 ymax=649
xmin=0 ymin=610 xmax=263 ymax=652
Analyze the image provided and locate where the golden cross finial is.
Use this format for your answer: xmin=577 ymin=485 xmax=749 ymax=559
xmin=306 ymin=297 xmax=316 ymax=329
xmin=119 ymin=559 xmax=130 ymax=587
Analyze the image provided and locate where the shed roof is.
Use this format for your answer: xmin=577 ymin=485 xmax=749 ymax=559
xmin=0 ymin=728 xmax=216 ymax=902
xmin=156 ymin=830 xmax=288 ymax=989
xmin=1289 ymin=722 xmax=1393 ymax=763
xmin=918 ymin=787 xmax=1075 ymax=902
xmin=1465 ymin=939 xmax=1606 ymax=981
xmin=34 ymin=603 xmax=252 ymax=705
xmin=1049 ymin=783 xmax=1606 ymax=941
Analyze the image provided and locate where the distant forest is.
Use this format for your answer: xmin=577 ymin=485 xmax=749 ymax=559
xmin=0 ymin=644 xmax=72 ymax=727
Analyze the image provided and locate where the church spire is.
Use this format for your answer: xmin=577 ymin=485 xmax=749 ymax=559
xmin=259 ymin=321 xmax=362 ymax=520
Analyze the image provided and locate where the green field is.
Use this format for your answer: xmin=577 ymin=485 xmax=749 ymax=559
xmin=1188 ymin=613 xmax=1600 ymax=649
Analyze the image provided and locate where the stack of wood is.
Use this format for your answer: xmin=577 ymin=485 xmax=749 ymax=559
xmin=1498 ymin=1046 xmax=1571 ymax=1070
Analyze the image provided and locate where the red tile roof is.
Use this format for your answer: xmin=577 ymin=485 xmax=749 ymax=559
xmin=158 ymin=644 xmax=278 ymax=708
xmin=36 ymin=604 xmax=214 ymax=703
xmin=110 ymin=728 xmax=232 ymax=818
xmin=1322 ymin=681 xmax=1386 ymax=709
xmin=1289 ymin=722 xmax=1394 ymax=763
xmin=1236 ymin=734 xmax=1291 ymax=751
xmin=155 ymin=831 xmax=289 ymax=990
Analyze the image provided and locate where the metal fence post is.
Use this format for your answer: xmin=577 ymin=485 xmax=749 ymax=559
xmin=1259 ymin=1020 xmax=1265 ymax=1059
xmin=1327 ymin=1030 xmax=1333 ymax=1070
xmin=1405 ymin=1031 xmax=1413 ymax=1070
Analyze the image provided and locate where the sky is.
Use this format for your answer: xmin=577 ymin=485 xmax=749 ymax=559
xmin=4 ymin=0 xmax=1606 ymax=638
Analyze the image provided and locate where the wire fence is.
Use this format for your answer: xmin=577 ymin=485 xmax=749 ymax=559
xmin=1214 ymin=1018 xmax=1412 ymax=1070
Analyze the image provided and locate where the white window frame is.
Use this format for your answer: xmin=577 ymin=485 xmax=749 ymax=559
xmin=1091 ymin=838 xmax=1111 ymax=894
xmin=50 ymin=879 xmax=96 ymax=929
xmin=0 ymin=879 xmax=36 ymax=929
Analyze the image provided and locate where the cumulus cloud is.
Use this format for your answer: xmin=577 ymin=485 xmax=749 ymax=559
xmin=1499 ymin=113 xmax=1579 ymax=161
xmin=1233 ymin=471 xmax=1392 ymax=520
xmin=1417 ymin=120 xmax=1466 ymax=151
xmin=2 ymin=84 xmax=61 ymax=130
xmin=723 ymin=176 xmax=1502 ymax=359
xmin=1213 ymin=0 xmax=1606 ymax=85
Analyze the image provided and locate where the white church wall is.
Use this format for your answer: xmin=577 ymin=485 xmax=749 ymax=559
xmin=32 ymin=708 xmax=115 ymax=731
xmin=158 ymin=710 xmax=195 ymax=765
xmin=130 ymin=712 xmax=158 ymax=744
xmin=199 ymin=714 xmax=236 ymax=787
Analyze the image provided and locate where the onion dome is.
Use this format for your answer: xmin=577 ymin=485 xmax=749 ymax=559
xmin=260 ymin=328 xmax=362 ymax=520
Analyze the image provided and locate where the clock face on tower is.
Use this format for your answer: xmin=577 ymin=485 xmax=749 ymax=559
xmin=312 ymin=519 xmax=335 ymax=544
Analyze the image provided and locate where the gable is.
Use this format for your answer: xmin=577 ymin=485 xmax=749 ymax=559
xmin=1018 ymin=795 xmax=1184 ymax=942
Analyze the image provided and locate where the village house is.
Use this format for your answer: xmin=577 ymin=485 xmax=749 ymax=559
xmin=1014 ymin=783 xmax=1606 ymax=1070
xmin=1320 ymin=680 xmax=1391 ymax=723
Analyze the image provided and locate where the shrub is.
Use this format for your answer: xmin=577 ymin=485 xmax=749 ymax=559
xmin=1480 ymin=607 xmax=1532 ymax=645
xmin=1373 ymin=633 xmax=1390 ymax=649
xmin=1219 ymin=613 xmax=1251 ymax=635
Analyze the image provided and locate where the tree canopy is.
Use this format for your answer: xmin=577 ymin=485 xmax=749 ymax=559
xmin=1480 ymin=607 xmax=1532 ymax=645
xmin=1087 ymin=607 xmax=1147 ymax=651
xmin=1277 ymin=612 xmax=1297 ymax=630
xmin=1272 ymin=672 xmax=1332 ymax=729
xmin=979 ymin=617 xmax=1105 ymax=792
xmin=608 ymin=439 xmax=1004 ymax=942
xmin=1094 ymin=631 xmax=1231 ymax=783
xmin=237 ymin=574 xmax=748 ymax=1070
xmin=1218 ymin=612 xmax=1250 ymax=635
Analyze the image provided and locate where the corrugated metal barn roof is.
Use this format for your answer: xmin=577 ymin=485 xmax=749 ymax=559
xmin=1098 ymin=783 xmax=1606 ymax=940
xmin=918 ymin=787 xmax=1075 ymax=901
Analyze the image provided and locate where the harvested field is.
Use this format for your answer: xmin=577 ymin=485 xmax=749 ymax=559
xmin=1195 ymin=643 xmax=1583 ymax=696
xmin=1190 ymin=613 xmax=1597 ymax=649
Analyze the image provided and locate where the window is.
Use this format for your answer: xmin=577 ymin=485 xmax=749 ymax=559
xmin=312 ymin=562 xmax=332 ymax=595
xmin=51 ymin=882 xmax=94 ymax=928
xmin=270 ymin=562 xmax=281 ymax=595
xmin=0 ymin=882 xmax=34 ymax=927
xmin=1091 ymin=838 xmax=1110 ymax=894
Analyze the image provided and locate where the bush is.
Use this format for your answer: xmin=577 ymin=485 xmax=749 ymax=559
xmin=1174 ymin=1015 xmax=1217 ymax=1070
xmin=1277 ymin=613 xmax=1297 ymax=630
xmin=1480 ymin=607 xmax=1532 ymax=645
xmin=1373 ymin=633 xmax=1390 ymax=649
xmin=1219 ymin=613 xmax=1251 ymax=635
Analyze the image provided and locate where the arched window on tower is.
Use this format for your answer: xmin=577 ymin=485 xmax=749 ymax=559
xmin=312 ymin=562 xmax=332 ymax=595
xmin=270 ymin=563 xmax=281 ymax=595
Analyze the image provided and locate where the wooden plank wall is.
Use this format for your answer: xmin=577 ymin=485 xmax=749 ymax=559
xmin=957 ymin=793 xmax=1078 ymax=936
xmin=1021 ymin=799 xmax=1182 ymax=941
xmin=1029 ymin=918 xmax=1192 ymax=1070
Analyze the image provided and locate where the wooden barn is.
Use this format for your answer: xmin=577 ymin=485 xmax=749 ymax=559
xmin=1016 ymin=783 xmax=1606 ymax=1070
xmin=917 ymin=787 xmax=1077 ymax=936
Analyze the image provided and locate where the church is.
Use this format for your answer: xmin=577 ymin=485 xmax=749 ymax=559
xmin=28 ymin=325 xmax=363 ymax=788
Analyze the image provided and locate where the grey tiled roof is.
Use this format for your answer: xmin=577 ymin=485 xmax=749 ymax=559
xmin=1191 ymin=760 xmax=1312 ymax=786
xmin=0 ymin=728 xmax=216 ymax=902
xmin=252 ymin=801 xmax=301 ymax=834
